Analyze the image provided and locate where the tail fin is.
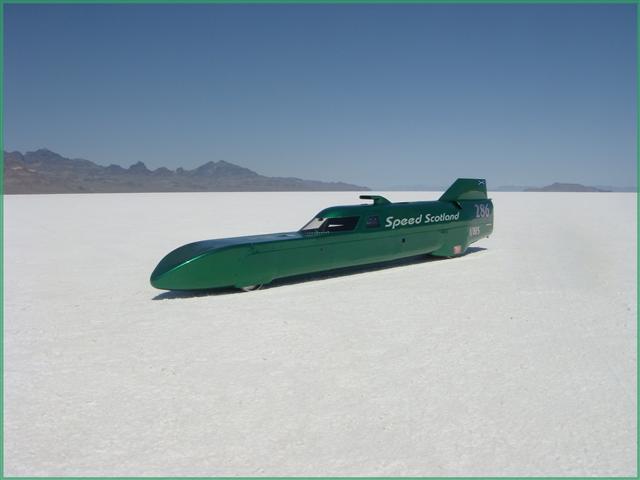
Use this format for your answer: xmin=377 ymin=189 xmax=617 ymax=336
xmin=439 ymin=178 xmax=487 ymax=202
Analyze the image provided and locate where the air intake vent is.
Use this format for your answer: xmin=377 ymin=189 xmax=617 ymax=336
xmin=360 ymin=195 xmax=391 ymax=205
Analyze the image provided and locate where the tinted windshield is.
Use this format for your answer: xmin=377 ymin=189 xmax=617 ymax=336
xmin=301 ymin=217 xmax=326 ymax=231
xmin=301 ymin=216 xmax=360 ymax=233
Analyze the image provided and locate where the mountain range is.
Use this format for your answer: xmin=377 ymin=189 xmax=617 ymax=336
xmin=4 ymin=149 xmax=635 ymax=194
xmin=3 ymin=149 xmax=369 ymax=194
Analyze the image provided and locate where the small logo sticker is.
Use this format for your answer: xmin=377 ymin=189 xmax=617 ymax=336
xmin=453 ymin=245 xmax=462 ymax=254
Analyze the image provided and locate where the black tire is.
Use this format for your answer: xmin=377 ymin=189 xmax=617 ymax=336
xmin=239 ymin=284 xmax=263 ymax=292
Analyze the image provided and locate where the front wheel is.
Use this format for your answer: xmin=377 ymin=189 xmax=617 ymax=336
xmin=239 ymin=284 xmax=263 ymax=292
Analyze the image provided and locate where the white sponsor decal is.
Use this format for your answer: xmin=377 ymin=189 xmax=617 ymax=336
xmin=385 ymin=211 xmax=460 ymax=230
xmin=424 ymin=212 xmax=460 ymax=223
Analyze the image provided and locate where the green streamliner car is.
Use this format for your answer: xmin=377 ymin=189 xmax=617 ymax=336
xmin=150 ymin=178 xmax=493 ymax=291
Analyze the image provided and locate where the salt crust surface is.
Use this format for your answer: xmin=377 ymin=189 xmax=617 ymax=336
xmin=4 ymin=191 xmax=637 ymax=476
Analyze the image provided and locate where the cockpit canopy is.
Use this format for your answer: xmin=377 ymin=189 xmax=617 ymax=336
xmin=299 ymin=200 xmax=387 ymax=234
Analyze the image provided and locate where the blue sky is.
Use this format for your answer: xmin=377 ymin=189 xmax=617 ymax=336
xmin=3 ymin=3 xmax=637 ymax=188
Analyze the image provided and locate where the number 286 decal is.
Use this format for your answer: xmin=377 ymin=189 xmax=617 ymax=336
xmin=474 ymin=204 xmax=491 ymax=218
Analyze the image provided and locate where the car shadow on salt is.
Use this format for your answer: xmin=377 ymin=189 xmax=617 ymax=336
xmin=151 ymin=247 xmax=486 ymax=300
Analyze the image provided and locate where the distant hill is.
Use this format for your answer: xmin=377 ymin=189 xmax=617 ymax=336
xmin=3 ymin=149 xmax=369 ymax=194
xmin=593 ymin=185 xmax=637 ymax=193
xmin=524 ymin=183 xmax=611 ymax=192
